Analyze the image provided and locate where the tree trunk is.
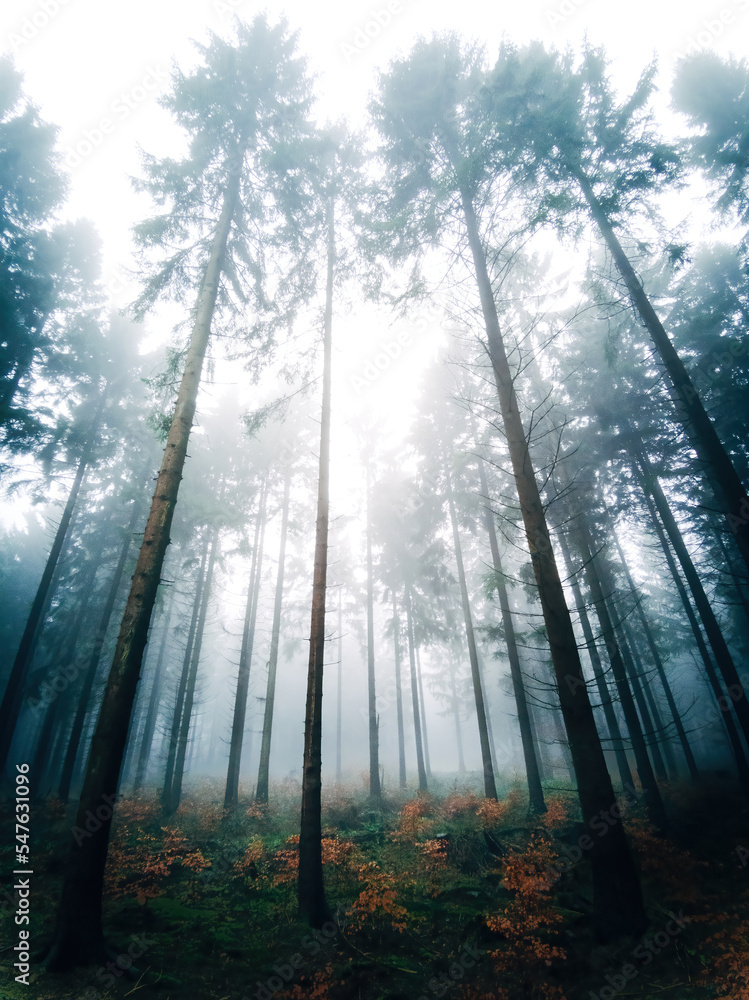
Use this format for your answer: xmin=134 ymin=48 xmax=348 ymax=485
xmin=0 ymin=392 xmax=105 ymax=775
xmin=336 ymin=588 xmax=343 ymax=784
xmin=131 ymin=592 xmax=174 ymax=796
xmin=636 ymin=451 xmax=749 ymax=748
xmin=405 ymin=583 xmax=428 ymax=792
xmin=477 ymin=653 xmax=500 ymax=777
xmin=163 ymin=535 xmax=209 ymax=810
xmin=478 ymin=458 xmax=545 ymax=811
xmin=459 ymin=186 xmax=646 ymax=940
xmin=611 ymin=529 xmax=699 ymax=782
xmin=256 ymin=465 xmax=292 ymax=803
xmin=577 ymin=168 xmax=749 ymax=575
xmin=165 ymin=527 xmax=219 ymax=816
xmin=449 ymin=656 xmax=467 ymax=774
xmin=44 ymin=158 xmax=243 ymax=971
xmin=224 ymin=472 xmax=268 ymax=811
xmin=415 ymin=644 xmax=432 ymax=779
xmin=558 ymin=531 xmax=634 ymax=790
xmin=638 ymin=480 xmax=749 ymax=786
xmin=298 ymin=193 xmax=335 ymax=928
xmin=446 ymin=477 xmax=497 ymax=798
xmin=575 ymin=525 xmax=667 ymax=830
xmin=365 ymin=461 xmax=381 ymax=799
xmin=59 ymin=505 xmax=140 ymax=803
xmin=391 ymin=592 xmax=407 ymax=789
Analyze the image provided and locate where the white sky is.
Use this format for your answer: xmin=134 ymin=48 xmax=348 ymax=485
xmin=3 ymin=0 xmax=746 ymax=511
xmin=3 ymin=0 xmax=748 ymax=298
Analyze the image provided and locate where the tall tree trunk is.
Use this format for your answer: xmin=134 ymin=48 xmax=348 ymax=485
xmin=59 ymin=505 xmax=140 ymax=803
xmin=611 ymin=529 xmax=699 ymax=782
xmin=391 ymin=592 xmax=407 ymax=789
xmin=711 ymin=526 xmax=749 ymax=631
xmin=478 ymin=458 xmax=545 ymax=811
xmin=165 ymin=527 xmax=219 ymax=816
xmin=336 ymin=589 xmax=343 ymax=784
xmin=631 ymin=637 xmax=679 ymax=780
xmin=298 ymin=193 xmax=335 ymax=928
xmin=405 ymin=583 xmax=428 ymax=792
xmin=163 ymin=535 xmax=209 ymax=810
xmin=459 ymin=186 xmax=646 ymax=940
xmin=43 ymin=159 xmax=243 ymax=971
xmin=616 ymin=624 xmax=670 ymax=785
xmin=131 ymin=593 xmax=174 ymax=796
xmin=224 ymin=473 xmax=268 ymax=811
xmin=449 ymin=656 xmax=467 ymax=774
xmin=365 ymin=462 xmax=381 ymax=799
xmin=576 ymin=169 xmax=749 ymax=575
xmin=0 ymin=392 xmax=105 ymax=775
xmin=446 ymin=477 xmax=497 ymax=798
xmin=575 ymin=525 xmax=667 ymax=830
xmin=415 ymin=644 xmax=432 ymax=779
xmin=558 ymin=531 xmax=634 ymax=790
xmin=638 ymin=482 xmax=749 ymax=786
xmin=636 ymin=451 xmax=749 ymax=748
xmin=477 ymin=653 xmax=500 ymax=777
xmin=256 ymin=465 xmax=292 ymax=803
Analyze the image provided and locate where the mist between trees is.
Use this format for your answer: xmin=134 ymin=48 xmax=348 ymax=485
xmin=1 ymin=12 xmax=749 ymax=1000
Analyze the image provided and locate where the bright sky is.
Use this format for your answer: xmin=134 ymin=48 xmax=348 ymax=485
xmin=3 ymin=0 xmax=747 ymax=493
xmin=3 ymin=0 xmax=748 ymax=295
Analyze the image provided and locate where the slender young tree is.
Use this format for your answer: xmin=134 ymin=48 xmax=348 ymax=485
xmin=478 ymin=457 xmax=545 ymax=812
xmin=445 ymin=468 xmax=497 ymax=798
xmin=364 ymin=460 xmax=382 ymax=799
xmin=256 ymin=463 xmax=292 ymax=803
xmin=225 ymin=473 xmax=268 ymax=811
xmin=391 ymin=592 xmax=407 ymax=789
xmin=164 ymin=527 xmax=219 ymax=816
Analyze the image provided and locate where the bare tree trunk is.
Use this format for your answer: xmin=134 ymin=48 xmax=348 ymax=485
xmin=336 ymin=589 xmax=343 ymax=783
xmin=405 ymin=583 xmax=428 ymax=792
xmin=0 ymin=392 xmax=105 ymax=775
xmin=165 ymin=527 xmax=219 ymax=816
xmin=224 ymin=473 xmax=268 ymax=811
xmin=448 ymin=656 xmax=466 ymax=774
xmin=131 ymin=592 xmax=174 ymax=795
xmin=415 ymin=644 xmax=432 ymax=779
xmin=391 ymin=592 xmax=407 ymax=789
xmin=163 ymin=535 xmax=209 ymax=809
xmin=459 ymin=186 xmax=645 ymax=940
xmin=59 ymin=505 xmax=140 ymax=803
xmin=636 ymin=451 xmax=749 ymax=748
xmin=365 ymin=461 xmax=381 ymax=799
xmin=478 ymin=458 xmax=545 ymax=811
xmin=638 ymin=481 xmax=749 ymax=786
xmin=446 ymin=476 xmax=497 ymax=798
xmin=256 ymin=465 xmax=292 ymax=803
xmin=298 ymin=193 xmax=335 ymax=928
xmin=575 ymin=525 xmax=667 ymax=830
xmin=558 ymin=531 xmax=634 ymax=790
xmin=43 ymin=159 xmax=243 ymax=970
xmin=611 ymin=529 xmax=699 ymax=782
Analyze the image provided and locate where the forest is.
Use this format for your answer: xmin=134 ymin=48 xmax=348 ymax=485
xmin=1 ymin=7 xmax=749 ymax=1000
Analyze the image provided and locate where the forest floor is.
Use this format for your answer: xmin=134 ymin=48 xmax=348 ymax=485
xmin=0 ymin=774 xmax=747 ymax=1000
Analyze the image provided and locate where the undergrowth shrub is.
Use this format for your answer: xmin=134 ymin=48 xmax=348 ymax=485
xmin=486 ymin=834 xmax=567 ymax=1000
